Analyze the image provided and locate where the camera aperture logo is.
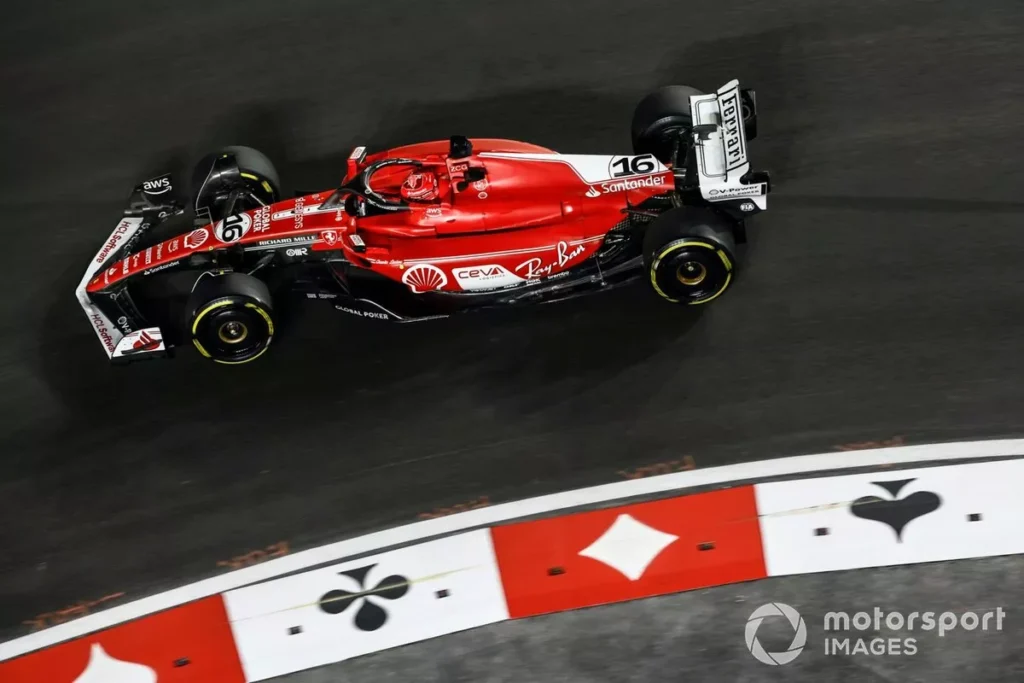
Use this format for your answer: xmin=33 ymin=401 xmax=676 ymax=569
xmin=745 ymin=603 xmax=1007 ymax=665
xmin=745 ymin=603 xmax=807 ymax=665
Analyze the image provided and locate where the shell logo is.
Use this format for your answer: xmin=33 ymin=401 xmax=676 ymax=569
xmin=184 ymin=228 xmax=209 ymax=250
xmin=401 ymin=264 xmax=447 ymax=293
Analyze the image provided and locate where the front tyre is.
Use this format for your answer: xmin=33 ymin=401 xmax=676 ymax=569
xmin=186 ymin=272 xmax=275 ymax=364
xmin=191 ymin=145 xmax=282 ymax=223
xmin=643 ymin=207 xmax=737 ymax=305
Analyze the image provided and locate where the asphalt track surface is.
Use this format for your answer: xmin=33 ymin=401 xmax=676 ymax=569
xmin=1 ymin=0 xmax=1023 ymax=644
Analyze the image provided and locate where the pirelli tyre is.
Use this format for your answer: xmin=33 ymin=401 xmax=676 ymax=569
xmin=631 ymin=85 xmax=704 ymax=164
xmin=186 ymin=272 xmax=275 ymax=365
xmin=191 ymin=145 xmax=281 ymax=223
xmin=643 ymin=207 xmax=737 ymax=305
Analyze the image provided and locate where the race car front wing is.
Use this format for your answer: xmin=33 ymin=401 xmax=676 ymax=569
xmin=76 ymin=175 xmax=181 ymax=363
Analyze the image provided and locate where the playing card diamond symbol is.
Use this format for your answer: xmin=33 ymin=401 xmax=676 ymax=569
xmin=850 ymin=479 xmax=942 ymax=542
xmin=318 ymin=564 xmax=410 ymax=632
xmin=72 ymin=643 xmax=157 ymax=683
xmin=578 ymin=513 xmax=679 ymax=581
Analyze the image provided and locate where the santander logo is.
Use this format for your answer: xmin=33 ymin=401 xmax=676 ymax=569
xmin=597 ymin=173 xmax=667 ymax=194
xmin=72 ymin=643 xmax=157 ymax=683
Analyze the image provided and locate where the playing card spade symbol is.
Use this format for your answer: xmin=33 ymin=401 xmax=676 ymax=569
xmin=72 ymin=643 xmax=157 ymax=683
xmin=850 ymin=479 xmax=942 ymax=542
xmin=318 ymin=564 xmax=409 ymax=632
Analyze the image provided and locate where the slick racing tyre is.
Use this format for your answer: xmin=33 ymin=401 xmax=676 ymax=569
xmin=631 ymin=85 xmax=704 ymax=164
xmin=643 ymin=207 xmax=737 ymax=305
xmin=191 ymin=145 xmax=282 ymax=223
xmin=186 ymin=272 xmax=275 ymax=364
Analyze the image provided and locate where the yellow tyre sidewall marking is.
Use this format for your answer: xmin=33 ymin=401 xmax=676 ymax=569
xmin=191 ymin=300 xmax=233 ymax=357
xmin=238 ymin=173 xmax=274 ymax=197
xmin=245 ymin=302 xmax=275 ymax=337
xmin=191 ymin=298 xmax=274 ymax=362
xmin=649 ymin=240 xmax=733 ymax=305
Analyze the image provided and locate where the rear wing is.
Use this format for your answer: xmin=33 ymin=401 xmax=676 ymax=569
xmin=689 ymin=80 xmax=770 ymax=210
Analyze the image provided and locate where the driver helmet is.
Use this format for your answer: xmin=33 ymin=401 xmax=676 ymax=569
xmin=401 ymin=169 xmax=440 ymax=202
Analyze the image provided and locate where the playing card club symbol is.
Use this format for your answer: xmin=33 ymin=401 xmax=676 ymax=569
xmin=72 ymin=643 xmax=156 ymax=683
xmin=318 ymin=564 xmax=410 ymax=632
xmin=850 ymin=479 xmax=942 ymax=542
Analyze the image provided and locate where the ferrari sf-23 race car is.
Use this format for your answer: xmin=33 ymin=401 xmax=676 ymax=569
xmin=78 ymin=78 xmax=771 ymax=365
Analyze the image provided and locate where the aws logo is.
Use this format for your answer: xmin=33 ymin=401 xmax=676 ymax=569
xmin=142 ymin=175 xmax=172 ymax=195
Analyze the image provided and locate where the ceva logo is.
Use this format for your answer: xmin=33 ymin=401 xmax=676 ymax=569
xmin=451 ymin=264 xmax=524 ymax=291
xmin=456 ymin=266 xmax=505 ymax=279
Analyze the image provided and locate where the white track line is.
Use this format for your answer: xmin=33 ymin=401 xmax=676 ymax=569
xmin=2 ymin=437 xmax=1023 ymax=661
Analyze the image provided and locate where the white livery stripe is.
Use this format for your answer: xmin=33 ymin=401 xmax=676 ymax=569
xmin=397 ymin=235 xmax=605 ymax=265
xmin=478 ymin=152 xmax=668 ymax=185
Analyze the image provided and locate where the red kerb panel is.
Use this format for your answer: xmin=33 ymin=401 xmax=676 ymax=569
xmin=490 ymin=486 xmax=767 ymax=618
xmin=0 ymin=596 xmax=245 ymax=683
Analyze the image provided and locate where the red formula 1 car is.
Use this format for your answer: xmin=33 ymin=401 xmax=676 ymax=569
xmin=77 ymin=79 xmax=770 ymax=364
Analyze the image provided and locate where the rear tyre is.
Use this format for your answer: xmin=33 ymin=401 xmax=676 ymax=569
xmin=631 ymin=85 xmax=704 ymax=164
xmin=186 ymin=272 xmax=276 ymax=364
xmin=643 ymin=207 xmax=737 ymax=305
xmin=191 ymin=145 xmax=282 ymax=223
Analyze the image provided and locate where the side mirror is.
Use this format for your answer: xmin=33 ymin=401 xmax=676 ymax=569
xmin=464 ymin=167 xmax=486 ymax=182
xmin=692 ymin=124 xmax=718 ymax=141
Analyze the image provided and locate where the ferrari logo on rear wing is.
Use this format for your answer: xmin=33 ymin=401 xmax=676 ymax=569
xmin=689 ymin=80 xmax=768 ymax=210
xmin=715 ymin=85 xmax=747 ymax=172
